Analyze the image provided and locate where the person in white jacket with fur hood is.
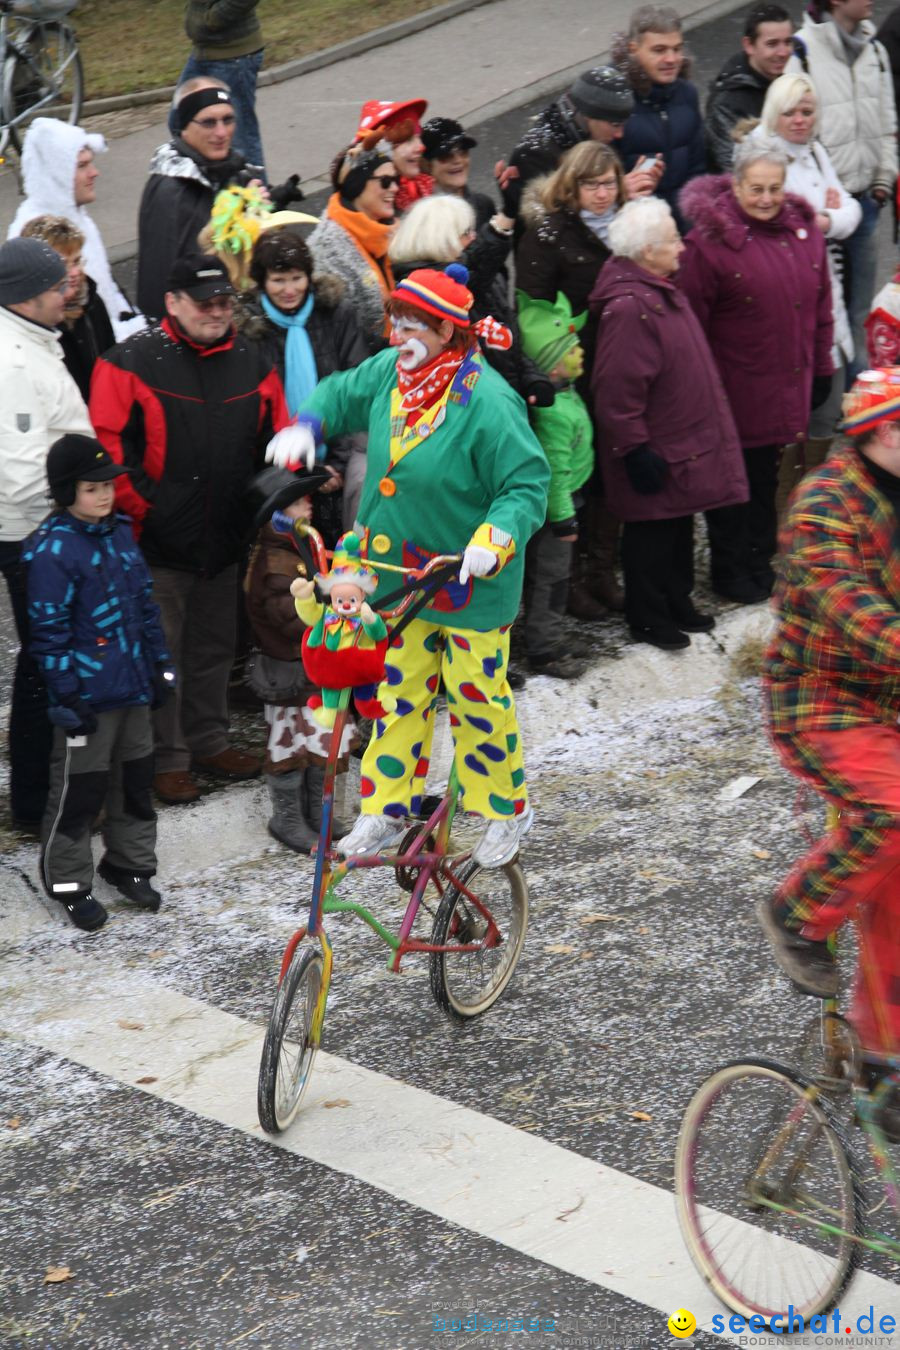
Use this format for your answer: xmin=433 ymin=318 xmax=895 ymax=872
xmin=788 ymin=0 xmax=897 ymax=376
xmin=7 ymin=118 xmax=145 ymax=340
xmin=746 ymin=71 xmax=861 ymax=509
xmin=0 ymin=237 xmax=94 ymax=830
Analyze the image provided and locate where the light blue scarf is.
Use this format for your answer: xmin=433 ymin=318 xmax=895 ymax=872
xmin=261 ymin=291 xmax=317 ymax=416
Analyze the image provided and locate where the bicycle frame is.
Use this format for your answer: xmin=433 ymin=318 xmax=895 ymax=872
xmin=0 ymin=9 xmax=79 ymax=133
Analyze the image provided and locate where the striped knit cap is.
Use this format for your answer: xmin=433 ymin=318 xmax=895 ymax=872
xmin=841 ymin=368 xmax=900 ymax=436
xmin=390 ymin=263 xmax=473 ymax=328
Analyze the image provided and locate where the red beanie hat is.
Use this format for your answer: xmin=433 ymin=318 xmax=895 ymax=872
xmin=390 ymin=263 xmax=473 ymax=327
xmin=841 ymin=368 xmax=900 ymax=436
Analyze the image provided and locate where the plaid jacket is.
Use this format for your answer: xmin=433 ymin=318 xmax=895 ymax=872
xmin=764 ymin=442 xmax=900 ymax=733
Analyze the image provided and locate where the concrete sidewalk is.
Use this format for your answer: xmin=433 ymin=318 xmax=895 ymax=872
xmin=0 ymin=0 xmax=744 ymax=255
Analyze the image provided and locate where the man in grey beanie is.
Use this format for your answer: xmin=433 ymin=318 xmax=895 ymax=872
xmin=503 ymin=66 xmax=661 ymax=215
xmin=0 ymin=236 xmax=94 ymax=828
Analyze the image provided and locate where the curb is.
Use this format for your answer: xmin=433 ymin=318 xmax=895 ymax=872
xmin=0 ymin=602 xmax=774 ymax=909
xmin=78 ymin=0 xmax=495 ymax=117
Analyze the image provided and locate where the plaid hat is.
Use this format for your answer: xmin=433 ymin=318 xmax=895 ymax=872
xmin=390 ymin=263 xmax=473 ymax=328
xmin=47 ymin=434 xmax=126 ymax=505
xmin=568 ymin=66 xmax=634 ymax=124
xmin=166 ymin=253 xmax=235 ymax=300
xmin=420 ymin=117 xmax=477 ymax=160
xmin=841 ymin=368 xmax=900 ymax=436
xmin=0 ymin=236 xmax=66 ymax=305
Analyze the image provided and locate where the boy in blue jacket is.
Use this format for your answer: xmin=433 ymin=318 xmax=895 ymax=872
xmin=25 ymin=435 xmax=175 ymax=932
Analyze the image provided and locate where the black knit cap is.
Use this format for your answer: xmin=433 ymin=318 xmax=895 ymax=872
xmin=420 ymin=117 xmax=477 ymax=160
xmin=568 ymin=66 xmax=634 ymax=123
xmin=47 ymin=434 xmax=126 ymax=506
xmin=333 ymin=145 xmax=394 ymax=202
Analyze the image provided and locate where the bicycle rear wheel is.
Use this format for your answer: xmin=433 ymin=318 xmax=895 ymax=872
xmin=3 ymin=22 xmax=83 ymax=152
xmin=257 ymin=944 xmax=324 ymax=1134
xmin=675 ymin=1058 xmax=863 ymax=1320
xmin=429 ymin=859 xmax=528 ymax=1020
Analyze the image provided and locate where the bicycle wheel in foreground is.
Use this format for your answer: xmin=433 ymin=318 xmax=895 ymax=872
xmin=2 ymin=22 xmax=83 ymax=152
xmin=429 ymin=859 xmax=528 ymax=1020
xmin=258 ymin=944 xmax=324 ymax=1134
xmin=675 ymin=1058 xmax=864 ymax=1320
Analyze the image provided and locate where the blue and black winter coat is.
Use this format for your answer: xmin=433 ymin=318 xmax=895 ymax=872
xmin=24 ymin=511 xmax=169 ymax=712
xmin=618 ymin=79 xmax=706 ymax=229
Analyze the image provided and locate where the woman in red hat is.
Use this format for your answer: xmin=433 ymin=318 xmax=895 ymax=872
xmin=267 ymin=264 xmax=550 ymax=868
xmin=354 ymin=98 xmax=433 ymax=215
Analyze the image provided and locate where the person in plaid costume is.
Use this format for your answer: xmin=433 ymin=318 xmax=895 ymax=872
xmin=760 ymin=369 xmax=900 ymax=1076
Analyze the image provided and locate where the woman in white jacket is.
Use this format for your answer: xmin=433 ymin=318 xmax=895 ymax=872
xmin=7 ymin=118 xmax=145 ymax=341
xmin=748 ymin=73 xmax=861 ymax=511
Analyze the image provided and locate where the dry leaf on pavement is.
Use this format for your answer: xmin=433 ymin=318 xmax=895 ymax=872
xmin=6 ymin=1117 xmax=21 ymax=1129
xmin=629 ymin=1111 xmax=652 ymax=1122
xmin=116 ymin=1020 xmax=144 ymax=1031
xmin=544 ymin=943 xmax=576 ymax=954
xmin=135 ymin=1076 xmax=158 ymax=1085
xmin=751 ymin=848 xmax=772 ymax=860
xmin=323 ymin=1099 xmax=350 ymax=1109
xmin=44 ymin=1266 xmax=73 ymax=1284
xmin=578 ymin=913 xmax=623 ymax=925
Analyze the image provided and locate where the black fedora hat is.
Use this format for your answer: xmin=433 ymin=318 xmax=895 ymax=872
xmin=247 ymin=465 xmax=333 ymax=535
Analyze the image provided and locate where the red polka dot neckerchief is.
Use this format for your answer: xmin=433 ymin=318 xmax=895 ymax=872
xmin=395 ymin=347 xmax=466 ymax=425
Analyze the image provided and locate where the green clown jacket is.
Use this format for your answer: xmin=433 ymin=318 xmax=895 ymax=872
xmin=302 ymin=348 xmax=551 ymax=631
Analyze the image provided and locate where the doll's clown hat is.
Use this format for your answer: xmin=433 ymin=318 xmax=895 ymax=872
xmin=318 ymin=531 xmax=379 ymax=595
xmin=841 ymin=368 xmax=900 ymax=436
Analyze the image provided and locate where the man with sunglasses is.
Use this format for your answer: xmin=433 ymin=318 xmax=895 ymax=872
xmin=137 ymin=78 xmax=259 ymax=322
xmin=90 ymin=254 xmax=290 ymax=804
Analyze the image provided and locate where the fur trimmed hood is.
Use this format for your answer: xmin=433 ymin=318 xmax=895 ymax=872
xmin=235 ymin=272 xmax=348 ymax=339
xmin=679 ymin=173 xmax=818 ymax=251
xmin=520 ymin=176 xmax=552 ymax=229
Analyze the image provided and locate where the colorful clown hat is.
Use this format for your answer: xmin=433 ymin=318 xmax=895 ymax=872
xmin=390 ymin=263 xmax=474 ymax=328
xmin=318 ymin=531 xmax=379 ymax=595
xmin=841 ymin=368 xmax=900 ymax=436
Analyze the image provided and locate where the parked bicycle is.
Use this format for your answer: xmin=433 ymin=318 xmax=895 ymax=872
xmin=675 ymin=917 xmax=898 ymax=1322
xmin=257 ymin=521 xmax=530 ymax=1135
xmin=0 ymin=0 xmax=83 ymax=158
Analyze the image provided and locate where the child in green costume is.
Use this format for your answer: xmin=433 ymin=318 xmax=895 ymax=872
xmin=516 ymin=290 xmax=595 ymax=679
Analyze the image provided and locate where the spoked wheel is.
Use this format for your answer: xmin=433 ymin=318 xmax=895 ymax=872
xmin=2 ymin=23 xmax=83 ymax=153
xmin=429 ymin=859 xmax=528 ymax=1020
xmin=675 ymin=1058 xmax=863 ymax=1320
xmin=257 ymin=944 xmax=324 ymax=1134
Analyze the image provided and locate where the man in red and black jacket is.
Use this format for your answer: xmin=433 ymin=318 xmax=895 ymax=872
xmin=90 ymin=253 xmax=290 ymax=804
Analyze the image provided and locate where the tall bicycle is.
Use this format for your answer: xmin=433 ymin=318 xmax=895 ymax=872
xmin=257 ymin=522 xmax=530 ymax=1134
xmin=675 ymin=913 xmax=899 ymax=1320
xmin=0 ymin=1 xmax=83 ymax=159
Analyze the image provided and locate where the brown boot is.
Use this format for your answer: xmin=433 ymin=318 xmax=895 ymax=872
xmin=584 ymin=500 xmax=624 ymax=612
xmin=566 ymin=557 xmax=608 ymax=622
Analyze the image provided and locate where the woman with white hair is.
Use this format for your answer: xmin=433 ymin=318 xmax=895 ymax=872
xmin=389 ymin=194 xmax=552 ymax=404
xmin=589 ymin=198 xmax=747 ymax=650
xmin=679 ymin=140 xmax=834 ymax=603
xmin=748 ymin=72 xmax=861 ymax=507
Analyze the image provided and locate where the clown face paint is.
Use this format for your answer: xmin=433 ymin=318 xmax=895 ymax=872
xmin=330 ymin=582 xmax=365 ymax=616
xmin=390 ymin=315 xmax=434 ymax=370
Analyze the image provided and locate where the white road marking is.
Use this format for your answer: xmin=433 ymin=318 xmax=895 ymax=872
xmin=2 ymin=951 xmax=897 ymax=1345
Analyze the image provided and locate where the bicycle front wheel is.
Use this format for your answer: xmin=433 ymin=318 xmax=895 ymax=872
xmin=675 ymin=1058 xmax=863 ymax=1321
xmin=429 ymin=859 xmax=528 ymax=1020
xmin=3 ymin=23 xmax=83 ymax=152
xmin=257 ymin=944 xmax=324 ymax=1134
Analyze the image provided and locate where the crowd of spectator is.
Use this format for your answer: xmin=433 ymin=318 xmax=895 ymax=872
xmin=1 ymin=0 xmax=899 ymax=927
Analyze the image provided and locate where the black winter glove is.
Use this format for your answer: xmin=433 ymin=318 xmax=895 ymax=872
xmin=151 ymin=663 xmax=177 ymax=711
xmin=499 ymin=174 xmax=522 ymax=220
xmin=623 ymin=444 xmax=668 ymax=495
xmin=268 ymin=174 xmax=304 ymax=210
xmin=810 ymin=373 xmax=833 ymax=411
xmin=523 ymin=375 xmax=555 ymax=408
xmin=550 ymin=516 xmax=579 ymax=538
xmin=49 ymin=697 xmax=98 ymax=737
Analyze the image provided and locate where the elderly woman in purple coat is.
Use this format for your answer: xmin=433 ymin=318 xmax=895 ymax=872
xmin=590 ymin=197 xmax=747 ymax=651
xmin=678 ymin=139 xmax=834 ymax=604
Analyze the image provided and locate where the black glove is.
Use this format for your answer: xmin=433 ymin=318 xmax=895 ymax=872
xmin=268 ymin=174 xmax=304 ymax=210
xmin=523 ymin=375 xmax=555 ymax=408
xmin=499 ymin=175 xmax=522 ymax=220
xmin=550 ymin=516 xmax=579 ymax=538
xmin=623 ymin=444 xmax=667 ymax=495
xmin=48 ymin=697 xmax=98 ymax=737
xmin=151 ymin=663 xmax=177 ymax=711
xmin=810 ymin=373 xmax=833 ymax=411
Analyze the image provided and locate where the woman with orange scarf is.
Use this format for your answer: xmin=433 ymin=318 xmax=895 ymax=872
xmin=308 ymin=145 xmax=398 ymax=354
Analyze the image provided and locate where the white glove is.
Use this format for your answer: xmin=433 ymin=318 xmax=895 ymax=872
xmin=459 ymin=544 xmax=497 ymax=584
xmin=265 ymin=422 xmax=316 ymax=471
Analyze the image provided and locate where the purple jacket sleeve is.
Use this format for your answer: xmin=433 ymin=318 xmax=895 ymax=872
xmin=591 ymin=293 xmax=657 ymax=454
xmin=674 ymin=238 xmax=718 ymax=331
xmin=812 ymin=233 xmax=835 ymax=377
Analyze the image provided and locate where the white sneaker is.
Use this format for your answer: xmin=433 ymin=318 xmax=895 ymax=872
xmin=473 ymin=804 xmax=534 ymax=869
xmin=337 ymin=812 xmax=406 ymax=858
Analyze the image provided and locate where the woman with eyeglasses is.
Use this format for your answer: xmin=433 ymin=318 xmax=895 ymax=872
xmin=516 ymin=140 xmax=628 ymax=621
xmin=307 ymin=146 xmax=400 ymax=355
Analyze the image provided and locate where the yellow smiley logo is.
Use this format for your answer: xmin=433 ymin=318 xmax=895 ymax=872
xmin=668 ymin=1307 xmax=697 ymax=1338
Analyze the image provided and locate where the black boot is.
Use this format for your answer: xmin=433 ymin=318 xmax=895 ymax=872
xmin=304 ymin=765 xmax=350 ymax=840
xmin=97 ymin=859 xmax=162 ymax=912
xmin=266 ymin=771 xmax=318 ymax=854
xmin=757 ymin=897 xmax=837 ymax=998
